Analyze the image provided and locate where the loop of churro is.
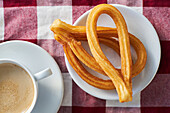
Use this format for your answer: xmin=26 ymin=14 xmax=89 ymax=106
xmin=86 ymin=4 xmax=132 ymax=102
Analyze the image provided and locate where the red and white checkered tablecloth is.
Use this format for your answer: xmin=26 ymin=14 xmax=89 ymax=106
xmin=0 ymin=0 xmax=169 ymax=113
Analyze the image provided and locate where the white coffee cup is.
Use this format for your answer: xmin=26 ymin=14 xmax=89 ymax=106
xmin=0 ymin=59 xmax=52 ymax=113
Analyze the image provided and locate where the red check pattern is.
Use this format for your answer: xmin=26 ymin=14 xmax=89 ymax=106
xmin=0 ymin=0 xmax=169 ymax=113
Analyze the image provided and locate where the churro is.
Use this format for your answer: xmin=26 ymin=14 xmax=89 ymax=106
xmin=50 ymin=4 xmax=147 ymax=103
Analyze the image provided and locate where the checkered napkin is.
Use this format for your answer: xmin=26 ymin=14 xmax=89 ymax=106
xmin=0 ymin=0 xmax=169 ymax=113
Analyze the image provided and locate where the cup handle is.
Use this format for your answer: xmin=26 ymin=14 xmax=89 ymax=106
xmin=34 ymin=68 xmax=52 ymax=81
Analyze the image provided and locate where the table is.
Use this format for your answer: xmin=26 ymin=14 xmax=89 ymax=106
xmin=0 ymin=0 xmax=169 ymax=113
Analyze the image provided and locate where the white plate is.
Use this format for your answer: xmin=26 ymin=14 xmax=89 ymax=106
xmin=65 ymin=4 xmax=161 ymax=100
xmin=0 ymin=40 xmax=64 ymax=113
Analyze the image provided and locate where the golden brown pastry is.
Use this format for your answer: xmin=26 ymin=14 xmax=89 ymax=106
xmin=50 ymin=4 xmax=147 ymax=103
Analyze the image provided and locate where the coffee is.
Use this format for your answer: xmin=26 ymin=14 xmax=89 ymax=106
xmin=0 ymin=63 xmax=34 ymax=113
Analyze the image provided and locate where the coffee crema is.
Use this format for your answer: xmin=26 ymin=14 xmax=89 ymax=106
xmin=0 ymin=63 xmax=34 ymax=113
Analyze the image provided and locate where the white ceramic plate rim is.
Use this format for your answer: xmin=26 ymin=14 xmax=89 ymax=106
xmin=65 ymin=4 xmax=161 ymax=100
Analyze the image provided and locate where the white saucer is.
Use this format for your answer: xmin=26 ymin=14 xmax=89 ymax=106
xmin=0 ymin=40 xmax=64 ymax=113
xmin=65 ymin=4 xmax=161 ymax=100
